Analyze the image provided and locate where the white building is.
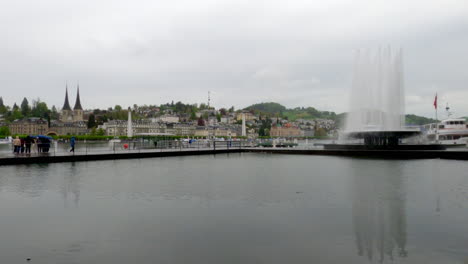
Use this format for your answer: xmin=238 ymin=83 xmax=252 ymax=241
xmin=154 ymin=114 xmax=180 ymax=123
xmin=101 ymin=120 xmax=166 ymax=137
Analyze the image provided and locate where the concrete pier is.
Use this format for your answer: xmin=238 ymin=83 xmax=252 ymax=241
xmin=1 ymin=147 xmax=468 ymax=166
xmin=0 ymin=149 xmax=241 ymax=166
xmin=246 ymin=148 xmax=468 ymax=160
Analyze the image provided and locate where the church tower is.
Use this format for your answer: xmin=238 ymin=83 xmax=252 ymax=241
xmin=61 ymin=85 xmax=73 ymax=122
xmin=73 ymin=85 xmax=84 ymax=122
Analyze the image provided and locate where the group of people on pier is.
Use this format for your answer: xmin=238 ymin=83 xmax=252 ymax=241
xmin=12 ymin=136 xmax=51 ymax=155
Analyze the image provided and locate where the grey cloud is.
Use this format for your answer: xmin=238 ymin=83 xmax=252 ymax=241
xmin=0 ymin=0 xmax=468 ymax=117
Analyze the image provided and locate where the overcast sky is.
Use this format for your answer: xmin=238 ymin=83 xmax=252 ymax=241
xmin=1 ymin=0 xmax=467 ymax=117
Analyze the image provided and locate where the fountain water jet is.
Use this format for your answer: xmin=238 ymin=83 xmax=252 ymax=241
xmin=325 ymin=47 xmax=444 ymax=150
xmin=345 ymin=47 xmax=406 ymax=133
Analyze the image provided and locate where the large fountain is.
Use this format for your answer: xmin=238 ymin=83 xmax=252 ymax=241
xmin=325 ymin=47 xmax=444 ymax=150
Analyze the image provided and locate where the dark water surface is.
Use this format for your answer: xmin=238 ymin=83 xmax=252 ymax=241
xmin=1 ymin=153 xmax=467 ymax=263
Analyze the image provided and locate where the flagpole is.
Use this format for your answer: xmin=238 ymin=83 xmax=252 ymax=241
xmin=435 ymin=93 xmax=438 ymax=143
xmin=435 ymin=106 xmax=438 ymax=143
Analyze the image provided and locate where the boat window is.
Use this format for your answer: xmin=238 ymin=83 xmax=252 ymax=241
xmin=439 ymin=125 xmax=444 ymax=129
xmin=454 ymin=136 xmax=460 ymax=140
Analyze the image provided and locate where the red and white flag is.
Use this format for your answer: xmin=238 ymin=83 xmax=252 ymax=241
xmin=433 ymin=93 xmax=438 ymax=109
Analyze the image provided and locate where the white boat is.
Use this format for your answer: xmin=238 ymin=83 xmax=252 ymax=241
xmin=423 ymin=118 xmax=468 ymax=146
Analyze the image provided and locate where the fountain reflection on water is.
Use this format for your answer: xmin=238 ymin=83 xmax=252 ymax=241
xmin=352 ymin=161 xmax=408 ymax=263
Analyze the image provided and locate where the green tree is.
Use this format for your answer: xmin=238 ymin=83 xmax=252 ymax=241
xmin=21 ymin=97 xmax=30 ymax=116
xmin=7 ymin=103 xmax=23 ymax=121
xmin=90 ymin=127 xmax=97 ymax=135
xmin=114 ymin=105 xmax=122 ymax=111
xmin=190 ymin=110 xmax=197 ymax=121
xmin=315 ymin=127 xmax=328 ymax=137
xmin=258 ymin=119 xmax=272 ymax=137
xmin=0 ymin=97 xmax=7 ymax=114
xmin=31 ymin=100 xmax=49 ymax=118
xmin=50 ymin=105 xmax=59 ymax=120
xmin=0 ymin=126 xmax=10 ymax=136
xmin=96 ymin=128 xmax=105 ymax=136
xmin=87 ymin=114 xmax=97 ymax=128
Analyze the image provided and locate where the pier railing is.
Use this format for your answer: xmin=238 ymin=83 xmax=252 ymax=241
xmin=2 ymin=139 xmax=253 ymax=158
xmin=0 ymin=139 xmax=327 ymax=158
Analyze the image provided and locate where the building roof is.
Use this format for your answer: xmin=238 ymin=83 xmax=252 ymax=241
xmin=74 ymin=86 xmax=83 ymax=110
xmin=62 ymin=87 xmax=72 ymax=111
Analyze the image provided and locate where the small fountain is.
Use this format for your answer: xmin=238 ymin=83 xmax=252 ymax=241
xmin=325 ymin=47 xmax=444 ymax=150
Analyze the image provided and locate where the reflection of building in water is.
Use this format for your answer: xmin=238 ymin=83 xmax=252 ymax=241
xmin=352 ymin=163 xmax=408 ymax=263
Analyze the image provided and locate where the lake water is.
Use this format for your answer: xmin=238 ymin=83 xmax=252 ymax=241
xmin=1 ymin=153 xmax=467 ymax=263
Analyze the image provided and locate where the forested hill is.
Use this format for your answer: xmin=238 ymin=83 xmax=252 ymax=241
xmin=244 ymin=102 xmax=439 ymax=126
xmin=244 ymin=102 xmax=286 ymax=114
xmin=405 ymin=114 xmax=437 ymax=125
xmin=244 ymin=102 xmax=336 ymax=120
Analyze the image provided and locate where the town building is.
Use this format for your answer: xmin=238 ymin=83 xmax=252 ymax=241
xmin=213 ymin=128 xmax=237 ymax=137
xmin=100 ymin=120 xmax=167 ymax=137
xmin=236 ymin=111 xmax=256 ymax=122
xmin=49 ymin=121 xmax=88 ymax=136
xmin=270 ymin=123 xmax=303 ymax=137
xmin=152 ymin=114 xmax=180 ymax=123
xmin=194 ymin=127 xmax=210 ymax=137
xmin=9 ymin=118 xmax=48 ymax=135
xmin=303 ymin=129 xmax=315 ymax=137
xmin=47 ymin=85 xmax=89 ymax=136
xmin=220 ymin=116 xmax=234 ymax=124
xmin=61 ymin=86 xmax=84 ymax=122
xmin=166 ymin=123 xmax=196 ymax=136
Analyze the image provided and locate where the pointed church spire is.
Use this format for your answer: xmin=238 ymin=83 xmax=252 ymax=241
xmin=62 ymin=84 xmax=72 ymax=111
xmin=74 ymin=83 xmax=83 ymax=110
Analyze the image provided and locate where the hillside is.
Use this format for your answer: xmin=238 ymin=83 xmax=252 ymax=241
xmin=244 ymin=102 xmax=286 ymax=115
xmin=244 ymin=102 xmax=439 ymax=128
xmin=405 ymin=114 xmax=437 ymax=125
xmin=244 ymin=102 xmax=337 ymax=120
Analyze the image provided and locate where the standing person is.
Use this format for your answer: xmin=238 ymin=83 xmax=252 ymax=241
xmin=20 ymin=137 xmax=25 ymax=154
xmin=31 ymin=137 xmax=37 ymax=154
xmin=70 ymin=137 xmax=76 ymax=153
xmin=25 ymin=136 xmax=32 ymax=155
xmin=37 ymin=137 xmax=42 ymax=153
xmin=13 ymin=136 xmax=21 ymax=154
